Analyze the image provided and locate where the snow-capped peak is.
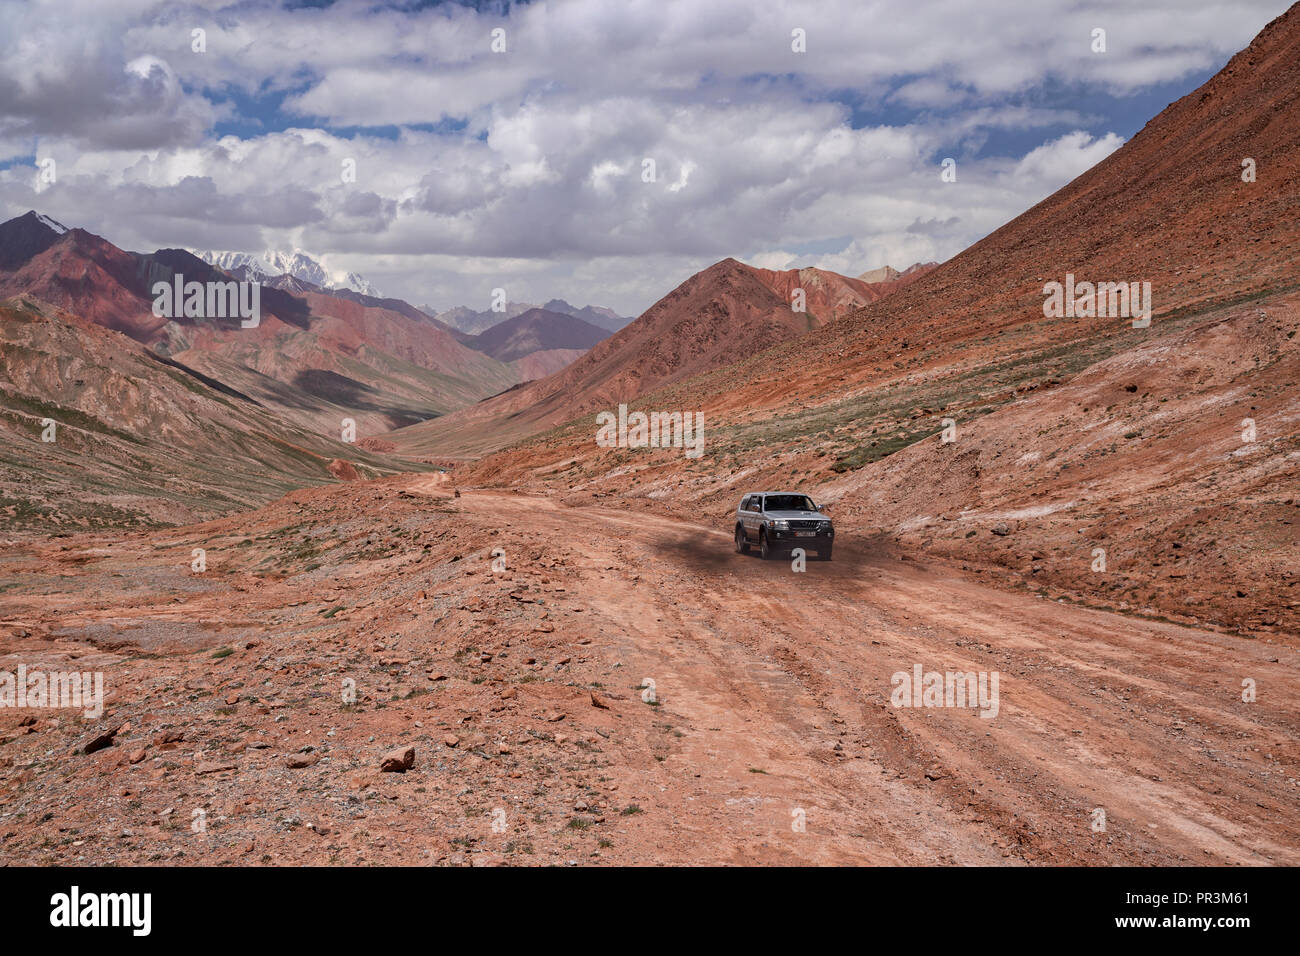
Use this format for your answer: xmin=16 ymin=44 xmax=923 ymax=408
xmin=193 ymin=248 xmax=381 ymax=297
xmin=34 ymin=212 xmax=69 ymax=235
xmin=338 ymin=271 xmax=382 ymax=298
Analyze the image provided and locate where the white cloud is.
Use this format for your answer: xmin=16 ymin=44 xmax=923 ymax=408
xmin=0 ymin=0 xmax=1285 ymax=314
xmin=1013 ymin=131 xmax=1126 ymax=185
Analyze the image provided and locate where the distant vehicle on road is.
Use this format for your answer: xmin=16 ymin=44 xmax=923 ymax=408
xmin=734 ymin=492 xmax=833 ymax=560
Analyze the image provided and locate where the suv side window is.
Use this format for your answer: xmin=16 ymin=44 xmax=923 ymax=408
xmin=740 ymin=496 xmax=751 ymax=512
xmin=751 ymin=497 xmax=763 ymax=513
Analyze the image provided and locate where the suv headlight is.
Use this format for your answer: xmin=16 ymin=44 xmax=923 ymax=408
xmin=768 ymin=519 xmax=789 ymax=530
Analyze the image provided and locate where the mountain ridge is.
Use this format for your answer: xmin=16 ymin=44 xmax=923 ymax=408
xmin=386 ymin=256 xmax=924 ymax=456
xmin=195 ymin=248 xmax=382 ymax=297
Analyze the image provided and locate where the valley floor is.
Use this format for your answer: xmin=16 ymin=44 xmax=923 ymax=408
xmin=0 ymin=474 xmax=1295 ymax=865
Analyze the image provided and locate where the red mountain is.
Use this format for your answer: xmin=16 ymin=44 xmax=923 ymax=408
xmin=451 ymin=5 xmax=1300 ymax=636
xmin=747 ymin=263 xmax=929 ymax=323
xmin=386 ymin=257 xmax=920 ymax=456
xmin=0 ymin=213 xmax=516 ymax=435
xmin=461 ymin=307 xmax=610 ymax=361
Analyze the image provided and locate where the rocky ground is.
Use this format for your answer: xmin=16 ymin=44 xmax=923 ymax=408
xmin=457 ymin=291 xmax=1300 ymax=641
xmin=1 ymin=472 xmax=1295 ymax=865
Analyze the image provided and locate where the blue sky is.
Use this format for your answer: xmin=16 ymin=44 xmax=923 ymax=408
xmin=0 ymin=0 xmax=1289 ymax=315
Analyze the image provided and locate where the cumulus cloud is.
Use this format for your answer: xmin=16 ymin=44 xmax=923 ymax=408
xmin=0 ymin=1 xmax=217 ymax=150
xmin=1013 ymin=131 xmax=1127 ymax=184
xmin=0 ymin=0 xmax=1286 ymax=314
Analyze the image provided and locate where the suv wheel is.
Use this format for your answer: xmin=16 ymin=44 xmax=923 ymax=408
xmin=734 ymin=524 xmax=750 ymax=554
xmin=759 ymin=529 xmax=772 ymax=560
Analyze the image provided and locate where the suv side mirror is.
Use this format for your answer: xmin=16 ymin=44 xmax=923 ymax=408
xmin=816 ymin=504 xmax=825 ymax=512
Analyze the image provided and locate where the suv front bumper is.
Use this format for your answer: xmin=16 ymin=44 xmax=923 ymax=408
xmin=769 ymin=528 xmax=833 ymax=545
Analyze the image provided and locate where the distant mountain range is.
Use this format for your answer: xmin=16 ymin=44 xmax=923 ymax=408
xmin=461 ymin=307 xmax=610 ymax=362
xmin=192 ymin=246 xmax=631 ymax=345
xmin=423 ymin=298 xmax=631 ymax=336
xmin=856 ymin=262 xmax=937 ymax=284
xmin=0 ymin=204 xmax=926 ymax=483
xmin=386 ymin=257 xmax=932 ymax=457
xmin=195 ymin=249 xmax=383 ymax=297
xmin=0 ymin=212 xmax=630 ymax=451
xmin=0 ymin=211 xmax=517 ymax=439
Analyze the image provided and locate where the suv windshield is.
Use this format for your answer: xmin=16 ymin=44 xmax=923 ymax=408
xmin=764 ymin=495 xmax=816 ymax=512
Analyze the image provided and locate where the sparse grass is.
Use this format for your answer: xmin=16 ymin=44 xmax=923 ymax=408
xmin=830 ymin=422 xmax=946 ymax=473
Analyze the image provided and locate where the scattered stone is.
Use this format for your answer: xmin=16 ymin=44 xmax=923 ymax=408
xmin=590 ymin=691 xmax=611 ymax=710
xmin=380 ymin=746 xmax=416 ymax=773
xmin=82 ymin=725 xmax=121 ymax=754
xmin=327 ymin=458 xmax=360 ymax=481
xmin=196 ymin=760 xmax=237 ymax=775
xmin=286 ymin=752 xmax=320 ymax=769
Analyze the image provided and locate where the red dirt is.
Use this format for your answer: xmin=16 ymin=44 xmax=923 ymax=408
xmin=0 ymin=475 xmax=1294 ymax=865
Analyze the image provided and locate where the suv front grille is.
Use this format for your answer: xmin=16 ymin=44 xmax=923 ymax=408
xmin=789 ymin=520 xmax=824 ymax=530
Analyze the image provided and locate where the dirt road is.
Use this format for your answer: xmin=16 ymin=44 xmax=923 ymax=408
xmin=0 ymin=475 xmax=1295 ymax=865
xmin=439 ymin=484 xmax=1300 ymax=864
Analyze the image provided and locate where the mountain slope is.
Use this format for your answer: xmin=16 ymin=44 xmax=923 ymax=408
xmin=385 ymin=257 xmax=812 ymax=455
xmin=542 ymin=299 xmax=632 ymax=332
xmin=747 ymin=264 xmax=902 ymax=322
xmin=385 ymin=257 xmax=919 ymax=456
xmin=0 ymin=297 xmax=417 ymax=530
xmin=0 ymin=216 xmax=518 ymax=438
xmin=857 ymin=265 xmax=900 ymax=283
xmin=428 ymin=302 xmax=542 ymax=335
xmin=429 ymin=299 xmax=631 ymax=336
xmin=165 ymin=287 xmax=517 ymax=435
xmin=461 ymin=307 xmax=609 ymax=361
xmin=508 ymin=348 xmax=589 ymax=380
xmin=446 ymin=6 xmax=1300 ymax=635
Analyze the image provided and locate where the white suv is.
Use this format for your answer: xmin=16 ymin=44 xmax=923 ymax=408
xmin=734 ymin=492 xmax=833 ymax=560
